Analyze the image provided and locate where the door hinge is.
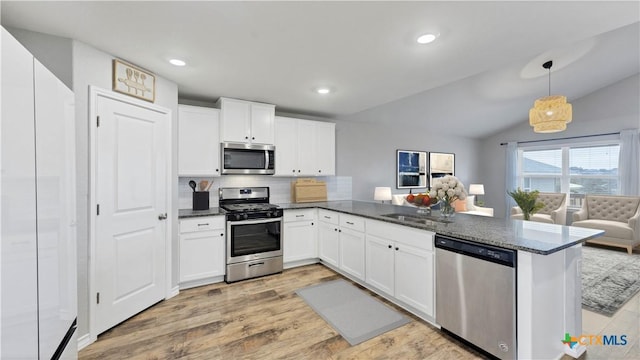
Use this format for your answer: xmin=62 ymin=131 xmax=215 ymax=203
xmin=97 ymin=204 xmax=100 ymax=215
xmin=96 ymin=292 xmax=100 ymax=304
xmin=97 ymin=116 xmax=100 ymax=127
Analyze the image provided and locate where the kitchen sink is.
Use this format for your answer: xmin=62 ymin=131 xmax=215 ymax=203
xmin=380 ymin=213 xmax=452 ymax=224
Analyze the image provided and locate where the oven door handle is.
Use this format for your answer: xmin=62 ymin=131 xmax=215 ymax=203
xmin=229 ymin=217 xmax=282 ymax=226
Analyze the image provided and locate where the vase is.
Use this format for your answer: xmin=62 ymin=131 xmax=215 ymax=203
xmin=440 ymin=200 xmax=455 ymax=218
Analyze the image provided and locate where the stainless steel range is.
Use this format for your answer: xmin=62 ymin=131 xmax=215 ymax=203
xmin=219 ymin=187 xmax=283 ymax=282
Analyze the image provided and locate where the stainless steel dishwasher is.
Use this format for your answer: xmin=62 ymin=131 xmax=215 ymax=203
xmin=435 ymin=234 xmax=516 ymax=360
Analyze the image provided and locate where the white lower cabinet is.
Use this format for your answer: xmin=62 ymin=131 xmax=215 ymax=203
xmin=366 ymin=219 xmax=435 ymax=318
xmin=179 ymin=216 xmax=226 ymax=288
xmin=317 ymin=210 xmax=366 ymax=281
xmin=318 ymin=210 xmax=340 ymax=267
xmin=338 ymin=214 xmax=366 ymax=281
xmin=283 ymin=209 xmax=318 ymax=267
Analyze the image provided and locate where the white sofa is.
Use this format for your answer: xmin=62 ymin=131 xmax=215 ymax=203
xmin=392 ymin=194 xmax=493 ymax=217
xmin=571 ymin=195 xmax=640 ymax=254
xmin=510 ymin=192 xmax=567 ymax=225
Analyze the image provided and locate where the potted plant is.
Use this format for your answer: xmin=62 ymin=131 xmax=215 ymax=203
xmin=507 ymin=188 xmax=544 ymax=221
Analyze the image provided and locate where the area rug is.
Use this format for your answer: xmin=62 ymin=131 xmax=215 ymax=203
xmin=296 ymin=279 xmax=410 ymax=345
xmin=582 ymin=246 xmax=640 ymax=316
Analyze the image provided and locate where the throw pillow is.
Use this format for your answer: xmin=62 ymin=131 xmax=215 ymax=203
xmin=454 ymin=199 xmax=467 ymax=212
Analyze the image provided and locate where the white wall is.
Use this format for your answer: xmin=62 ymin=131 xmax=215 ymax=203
xmin=334 ymin=120 xmax=481 ymax=201
xmin=5 ymin=26 xmax=73 ymax=89
xmin=72 ymin=41 xmax=179 ymax=339
xmin=479 ymin=74 xmax=640 ymax=218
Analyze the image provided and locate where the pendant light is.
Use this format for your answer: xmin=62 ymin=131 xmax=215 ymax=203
xmin=529 ymin=60 xmax=572 ymax=133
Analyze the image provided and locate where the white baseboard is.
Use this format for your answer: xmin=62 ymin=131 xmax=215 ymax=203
xmin=166 ymin=285 xmax=180 ymax=299
xmin=77 ymin=332 xmax=93 ymax=351
xmin=179 ymin=275 xmax=225 ymax=290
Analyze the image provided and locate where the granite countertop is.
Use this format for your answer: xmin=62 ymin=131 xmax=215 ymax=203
xmin=178 ymin=207 xmax=225 ymax=218
xmin=276 ymin=200 xmax=604 ymax=255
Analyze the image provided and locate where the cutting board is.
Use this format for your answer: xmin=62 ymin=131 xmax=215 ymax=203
xmin=292 ymin=178 xmax=327 ymax=203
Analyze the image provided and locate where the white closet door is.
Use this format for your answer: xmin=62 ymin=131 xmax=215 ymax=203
xmin=1 ymin=27 xmax=39 ymax=359
xmin=94 ymin=92 xmax=169 ymax=335
xmin=34 ymin=60 xmax=77 ymax=359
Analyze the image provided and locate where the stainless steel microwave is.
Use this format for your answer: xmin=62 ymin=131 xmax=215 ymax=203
xmin=221 ymin=142 xmax=275 ymax=175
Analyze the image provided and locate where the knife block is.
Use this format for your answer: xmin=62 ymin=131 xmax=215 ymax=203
xmin=192 ymin=191 xmax=209 ymax=210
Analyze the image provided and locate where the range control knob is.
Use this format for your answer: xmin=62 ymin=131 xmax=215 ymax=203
xmin=243 ymin=214 xmax=249 ymax=220
xmin=266 ymin=212 xmax=271 ymax=217
xmin=234 ymin=214 xmax=242 ymax=221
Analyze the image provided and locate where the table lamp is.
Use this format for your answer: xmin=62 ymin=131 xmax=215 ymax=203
xmin=374 ymin=187 xmax=392 ymax=204
xmin=469 ymin=184 xmax=485 ymax=206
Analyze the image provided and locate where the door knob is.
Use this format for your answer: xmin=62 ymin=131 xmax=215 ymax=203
xmin=158 ymin=213 xmax=168 ymax=220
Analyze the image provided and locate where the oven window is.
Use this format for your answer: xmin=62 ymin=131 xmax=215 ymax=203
xmin=224 ymin=149 xmax=267 ymax=170
xmin=230 ymin=221 xmax=281 ymax=257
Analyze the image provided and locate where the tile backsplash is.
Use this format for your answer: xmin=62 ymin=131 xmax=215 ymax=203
xmin=178 ymin=176 xmax=352 ymax=209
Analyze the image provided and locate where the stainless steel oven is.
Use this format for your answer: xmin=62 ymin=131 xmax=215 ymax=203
xmin=220 ymin=187 xmax=283 ymax=282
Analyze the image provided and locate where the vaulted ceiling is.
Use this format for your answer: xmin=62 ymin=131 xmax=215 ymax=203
xmin=2 ymin=1 xmax=638 ymax=138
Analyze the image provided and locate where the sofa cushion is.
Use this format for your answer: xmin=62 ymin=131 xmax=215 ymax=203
xmin=585 ymin=196 xmax=640 ymax=222
xmin=538 ymin=193 xmax=566 ymax=215
xmin=511 ymin=213 xmax=554 ymax=224
xmin=572 ymin=219 xmax=634 ymax=240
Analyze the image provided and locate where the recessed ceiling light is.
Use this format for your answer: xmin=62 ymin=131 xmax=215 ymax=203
xmin=169 ymin=59 xmax=186 ymax=66
xmin=316 ymin=88 xmax=331 ymax=94
xmin=417 ymin=33 xmax=438 ymax=44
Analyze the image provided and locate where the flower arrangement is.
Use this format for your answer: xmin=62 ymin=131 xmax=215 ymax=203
xmin=429 ymin=175 xmax=467 ymax=217
xmin=429 ymin=175 xmax=467 ymax=203
xmin=507 ymin=188 xmax=544 ymax=221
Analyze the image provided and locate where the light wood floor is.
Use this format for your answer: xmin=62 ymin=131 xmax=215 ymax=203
xmin=79 ymin=264 xmax=484 ymax=360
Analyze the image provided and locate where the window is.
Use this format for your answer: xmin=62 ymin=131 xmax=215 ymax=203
xmin=518 ymin=143 xmax=620 ymax=208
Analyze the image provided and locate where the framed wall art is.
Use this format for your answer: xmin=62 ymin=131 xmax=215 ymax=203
xmin=396 ymin=150 xmax=428 ymax=189
xmin=429 ymin=152 xmax=455 ymax=184
xmin=112 ymin=59 xmax=156 ymax=102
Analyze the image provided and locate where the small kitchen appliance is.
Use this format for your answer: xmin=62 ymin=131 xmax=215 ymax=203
xmin=219 ymin=187 xmax=283 ymax=282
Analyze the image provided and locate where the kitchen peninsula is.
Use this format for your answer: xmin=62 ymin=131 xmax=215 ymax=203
xmin=180 ymin=200 xmax=604 ymax=359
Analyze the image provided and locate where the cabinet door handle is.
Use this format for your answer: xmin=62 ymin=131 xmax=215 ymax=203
xmin=245 ymin=136 xmax=249 ymax=140
xmin=296 ymin=214 xmax=305 ymax=217
xmin=198 ymin=223 xmax=210 ymax=226
xmin=324 ymin=216 xmax=331 ymax=219
xmin=252 ymin=136 xmax=255 ymax=140
xmin=388 ymin=245 xmax=392 ymax=249
xmin=220 ymin=233 xmax=224 ymax=237
xmin=292 ymin=169 xmax=296 ymax=173
xmin=158 ymin=213 xmax=168 ymax=220
xmin=311 ymin=222 xmax=314 ymax=226
xmin=346 ymin=221 xmax=354 ymax=225
xmin=318 ymin=170 xmax=321 ymax=173
xmin=339 ymin=229 xmax=342 ymax=232
xmin=334 ymin=228 xmax=338 ymax=232
xmin=395 ymin=247 xmax=399 ymax=251
xmin=298 ymin=170 xmax=301 ymax=173
xmin=216 ymin=169 xmax=219 ymax=172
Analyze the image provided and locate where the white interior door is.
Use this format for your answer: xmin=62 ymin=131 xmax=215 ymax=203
xmin=94 ymin=92 xmax=169 ymax=335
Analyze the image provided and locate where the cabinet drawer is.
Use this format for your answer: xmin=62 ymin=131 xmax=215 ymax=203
xmin=318 ymin=209 xmax=339 ymax=225
xmin=340 ymin=214 xmax=365 ymax=232
xmin=366 ymin=219 xmax=434 ymax=251
xmin=180 ymin=216 xmax=225 ymax=233
xmin=284 ymin=209 xmax=316 ymax=222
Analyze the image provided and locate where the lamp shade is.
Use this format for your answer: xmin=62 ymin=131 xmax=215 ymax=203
xmin=468 ymin=184 xmax=485 ymax=195
xmin=529 ymin=95 xmax=572 ymax=133
xmin=374 ymin=187 xmax=392 ymax=201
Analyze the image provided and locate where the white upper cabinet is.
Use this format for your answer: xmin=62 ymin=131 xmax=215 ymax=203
xmin=178 ymin=105 xmax=221 ymax=176
xmin=217 ymin=97 xmax=275 ymax=145
xmin=274 ymin=116 xmax=336 ymax=176
xmin=315 ymin=121 xmax=336 ymax=175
